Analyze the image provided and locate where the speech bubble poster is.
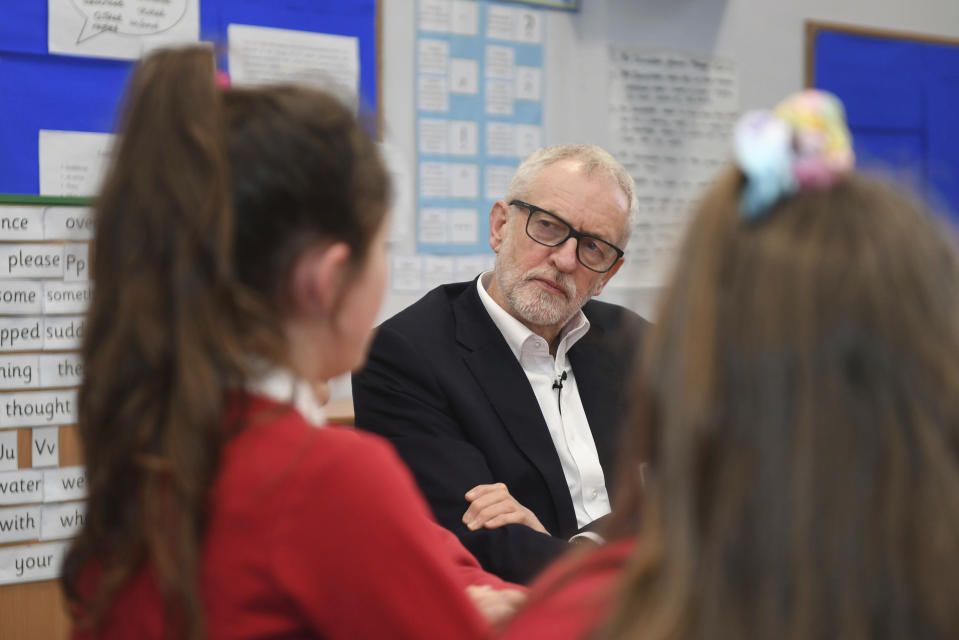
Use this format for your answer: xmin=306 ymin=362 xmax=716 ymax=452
xmin=47 ymin=0 xmax=200 ymax=60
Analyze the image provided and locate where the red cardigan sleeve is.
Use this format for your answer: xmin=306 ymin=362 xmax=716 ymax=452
xmin=269 ymin=426 xmax=490 ymax=640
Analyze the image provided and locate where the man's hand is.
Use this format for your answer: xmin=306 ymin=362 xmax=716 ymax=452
xmin=462 ymin=483 xmax=548 ymax=534
xmin=465 ymin=585 xmax=527 ymax=628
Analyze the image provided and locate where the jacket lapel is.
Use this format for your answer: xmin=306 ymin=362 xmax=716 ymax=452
xmin=452 ymin=280 xmax=578 ymax=535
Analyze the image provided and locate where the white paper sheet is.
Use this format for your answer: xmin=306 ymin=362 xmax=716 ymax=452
xmin=514 ymin=9 xmax=544 ymax=44
xmin=0 ymin=469 xmax=44 ymax=506
xmin=515 ymin=66 xmax=542 ymax=101
xmin=31 ymin=427 xmax=59 ymax=468
xmin=486 ymin=5 xmax=516 ymax=41
xmin=0 ymin=282 xmax=43 ymax=316
xmin=423 ymin=256 xmax=455 ymax=290
xmin=38 ymin=130 xmax=113 ymax=197
xmin=0 ymin=208 xmax=44 ymax=242
xmin=485 ymin=45 xmax=515 ymax=79
xmin=419 ymin=39 xmax=450 ymax=75
xmin=450 ymin=164 xmax=479 ymax=199
xmin=485 ymin=165 xmax=515 ymax=200
xmin=0 ymin=431 xmax=17 ymax=472
xmin=391 ymin=255 xmax=424 ymax=292
xmin=450 ymin=58 xmax=479 ymax=95
xmin=419 ymin=0 xmax=452 ymax=32
xmin=38 ymin=354 xmax=84 ymax=388
xmin=40 ymin=501 xmax=86 ymax=541
xmin=449 ymin=208 xmax=479 ymax=244
xmin=419 ymin=75 xmax=450 ymax=112
xmin=455 ymin=255 xmax=491 ymax=282
xmin=419 ymin=119 xmax=450 ymax=155
xmin=0 ymin=506 xmax=41 ymax=544
xmin=0 ymin=245 xmax=65 ymax=279
xmin=450 ymin=0 xmax=479 ymax=36
xmin=0 ymin=541 xmax=68 ymax=585
xmin=448 ymin=120 xmax=478 ymax=156
xmin=228 ymin=24 xmax=359 ymax=98
xmin=62 ymin=244 xmax=90 ymax=282
xmin=43 ymin=208 xmax=95 ymax=241
xmin=486 ymin=123 xmax=516 ymax=157
xmin=0 ymin=390 xmax=78 ymax=428
xmin=607 ymin=48 xmax=738 ymax=289
xmin=419 ymin=208 xmax=450 ymax=244
xmin=42 ymin=466 xmax=87 ymax=502
xmin=42 ymin=282 xmax=93 ymax=315
xmin=514 ymin=124 xmax=542 ymax=159
xmin=0 ymin=356 xmax=40 ymax=391
xmin=48 ymin=0 xmax=199 ymax=60
xmin=420 ymin=162 xmax=451 ymax=198
xmin=485 ymin=79 xmax=514 ymax=116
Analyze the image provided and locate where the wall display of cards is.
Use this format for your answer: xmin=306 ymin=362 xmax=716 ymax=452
xmin=0 ymin=194 xmax=92 ymax=638
xmin=415 ymin=0 xmax=545 ymax=258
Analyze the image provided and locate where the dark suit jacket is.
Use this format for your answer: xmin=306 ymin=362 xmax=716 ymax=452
xmin=352 ymin=279 xmax=646 ymax=583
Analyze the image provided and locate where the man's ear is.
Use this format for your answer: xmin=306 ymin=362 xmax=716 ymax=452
xmin=289 ymin=242 xmax=352 ymax=315
xmin=489 ymin=201 xmax=511 ymax=253
xmin=592 ymin=256 xmax=624 ymax=297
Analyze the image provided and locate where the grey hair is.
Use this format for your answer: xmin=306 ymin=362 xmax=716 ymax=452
xmin=504 ymin=144 xmax=638 ymax=244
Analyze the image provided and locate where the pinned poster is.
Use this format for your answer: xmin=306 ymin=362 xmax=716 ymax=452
xmin=607 ymin=47 xmax=739 ymax=289
xmin=228 ymin=24 xmax=359 ymax=98
xmin=47 ymin=0 xmax=201 ymax=60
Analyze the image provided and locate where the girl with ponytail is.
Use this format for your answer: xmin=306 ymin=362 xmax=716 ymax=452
xmin=63 ymin=46 xmax=522 ymax=639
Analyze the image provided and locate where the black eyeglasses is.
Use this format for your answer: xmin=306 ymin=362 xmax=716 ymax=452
xmin=509 ymin=200 xmax=624 ymax=273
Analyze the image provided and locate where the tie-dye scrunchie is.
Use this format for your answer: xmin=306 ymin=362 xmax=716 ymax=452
xmin=734 ymin=89 xmax=855 ymax=220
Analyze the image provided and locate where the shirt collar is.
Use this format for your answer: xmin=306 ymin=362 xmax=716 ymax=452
xmin=246 ymin=365 xmax=327 ymax=428
xmin=476 ymin=271 xmax=590 ymax=362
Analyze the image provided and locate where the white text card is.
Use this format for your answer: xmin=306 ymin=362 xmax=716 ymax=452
xmin=31 ymin=427 xmax=59 ymax=468
xmin=0 ymin=540 xmax=68 ymax=585
xmin=43 ymin=466 xmax=87 ymax=503
xmin=0 ymin=389 xmax=78 ymax=428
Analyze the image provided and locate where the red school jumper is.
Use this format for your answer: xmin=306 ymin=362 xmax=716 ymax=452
xmin=72 ymin=394 xmax=508 ymax=639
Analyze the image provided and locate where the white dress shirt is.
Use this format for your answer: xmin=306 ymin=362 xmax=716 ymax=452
xmin=477 ymin=273 xmax=611 ymax=529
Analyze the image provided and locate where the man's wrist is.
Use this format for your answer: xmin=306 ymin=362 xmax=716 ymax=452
xmin=568 ymin=531 xmax=605 ymax=546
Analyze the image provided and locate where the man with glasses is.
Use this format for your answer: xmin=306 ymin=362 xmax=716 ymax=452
xmin=353 ymin=145 xmax=647 ymax=583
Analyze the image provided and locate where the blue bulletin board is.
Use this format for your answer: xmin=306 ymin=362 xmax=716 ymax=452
xmin=807 ymin=22 xmax=959 ymax=222
xmin=0 ymin=1 xmax=379 ymax=196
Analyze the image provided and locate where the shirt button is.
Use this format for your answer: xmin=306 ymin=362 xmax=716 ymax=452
xmin=590 ymin=489 xmax=599 ymax=499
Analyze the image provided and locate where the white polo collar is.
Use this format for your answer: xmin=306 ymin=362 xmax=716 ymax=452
xmin=246 ymin=365 xmax=327 ymax=428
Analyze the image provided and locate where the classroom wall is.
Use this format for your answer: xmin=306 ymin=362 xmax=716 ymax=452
xmin=331 ymin=0 xmax=959 ymax=397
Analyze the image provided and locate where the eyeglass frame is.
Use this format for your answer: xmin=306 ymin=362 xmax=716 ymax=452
xmin=509 ymin=200 xmax=625 ymax=273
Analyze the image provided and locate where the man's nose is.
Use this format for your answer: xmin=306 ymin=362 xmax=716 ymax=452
xmin=550 ymin=237 xmax=579 ymax=272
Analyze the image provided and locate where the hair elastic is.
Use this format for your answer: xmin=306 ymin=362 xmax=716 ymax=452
xmin=733 ymin=89 xmax=855 ymax=220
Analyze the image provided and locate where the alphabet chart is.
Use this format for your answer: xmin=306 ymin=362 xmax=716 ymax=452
xmin=0 ymin=197 xmax=91 ymax=587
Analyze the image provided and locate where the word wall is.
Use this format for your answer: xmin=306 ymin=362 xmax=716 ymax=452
xmin=0 ymin=202 xmax=91 ymax=586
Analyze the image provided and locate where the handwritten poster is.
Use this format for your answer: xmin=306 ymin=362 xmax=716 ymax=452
xmin=607 ymin=48 xmax=739 ymax=289
xmin=47 ymin=0 xmax=200 ymax=61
